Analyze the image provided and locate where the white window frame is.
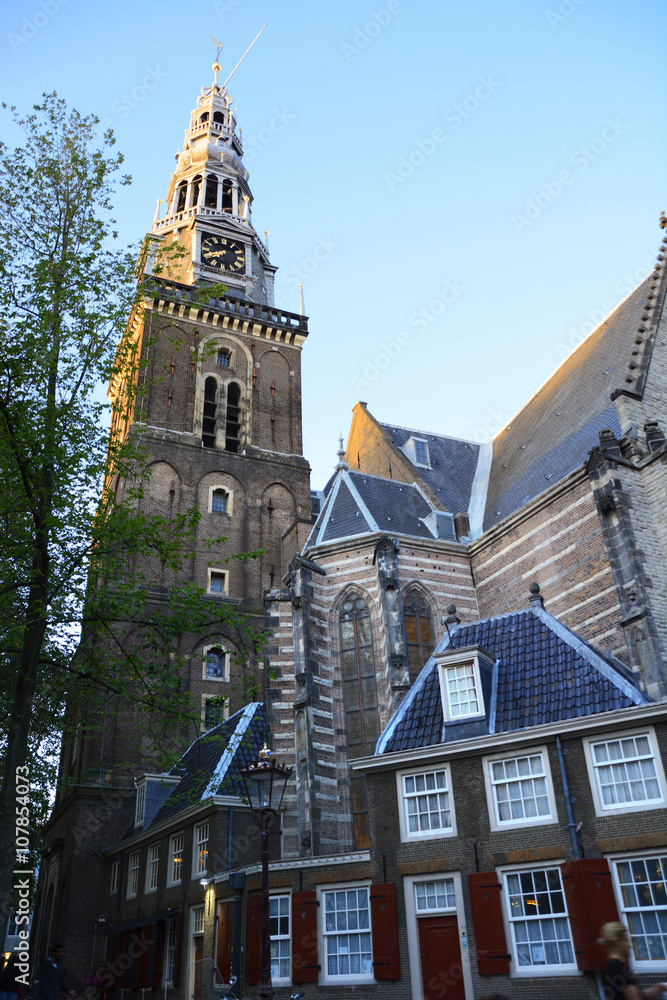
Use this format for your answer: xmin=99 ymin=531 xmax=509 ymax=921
xmin=483 ymin=747 xmax=557 ymax=832
xmin=402 ymin=871 xmax=473 ymax=1000
xmin=164 ymin=913 xmax=179 ymax=986
xmin=168 ymin=833 xmax=185 ymax=886
xmin=208 ymin=485 xmax=233 ymax=516
xmin=396 ymin=764 xmax=457 ymax=842
xmin=110 ymin=859 xmax=120 ymax=895
xmin=402 ymin=436 xmax=431 ymax=469
xmin=201 ymin=694 xmax=229 ymax=731
xmin=498 ymin=861 xmax=578 ymax=977
xmin=436 ymin=649 xmax=487 ymax=722
xmin=269 ymin=892 xmax=291 ymax=986
xmin=583 ymin=727 xmax=667 ymax=817
xmin=317 ymin=881 xmax=375 ymax=985
xmin=207 ymin=568 xmax=228 ymax=595
xmin=201 ymin=644 xmax=229 ymax=682
xmin=127 ymin=852 xmax=140 ymax=899
xmin=609 ymin=851 xmax=667 ymax=972
xmin=193 ymin=823 xmax=209 ymax=878
xmin=135 ymin=781 xmax=145 ymax=827
xmin=146 ymin=844 xmax=160 ymax=893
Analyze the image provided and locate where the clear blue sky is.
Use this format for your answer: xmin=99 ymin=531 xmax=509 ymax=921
xmin=2 ymin=0 xmax=665 ymax=489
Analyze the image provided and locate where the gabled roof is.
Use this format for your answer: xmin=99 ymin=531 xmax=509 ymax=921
xmin=151 ymin=703 xmax=266 ymax=825
xmin=376 ymin=606 xmax=648 ymax=755
xmin=379 ymin=422 xmax=481 ymax=515
xmin=305 ymin=468 xmax=440 ymax=548
xmin=484 ymin=277 xmax=653 ymax=529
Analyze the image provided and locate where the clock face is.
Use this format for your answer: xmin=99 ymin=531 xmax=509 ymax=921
xmin=201 ymin=234 xmax=245 ymax=273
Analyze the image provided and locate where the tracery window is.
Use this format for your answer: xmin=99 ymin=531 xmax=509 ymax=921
xmin=403 ymin=591 xmax=434 ymax=683
xmin=340 ymin=596 xmax=379 ymax=848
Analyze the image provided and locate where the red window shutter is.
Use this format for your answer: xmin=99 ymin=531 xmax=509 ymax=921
xmin=468 ymin=872 xmax=510 ymax=975
xmin=561 ymin=858 xmax=619 ymax=970
xmin=245 ymin=893 xmax=262 ymax=985
xmin=370 ymin=883 xmax=400 ymax=979
xmin=216 ymin=900 xmax=233 ymax=984
xmin=291 ymin=890 xmax=319 ymax=984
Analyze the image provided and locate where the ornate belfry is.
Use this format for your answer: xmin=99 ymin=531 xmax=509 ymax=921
xmin=35 ymin=58 xmax=313 ymax=976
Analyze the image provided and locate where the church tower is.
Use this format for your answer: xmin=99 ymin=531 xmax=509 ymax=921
xmin=34 ymin=61 xmax=313 ymax=980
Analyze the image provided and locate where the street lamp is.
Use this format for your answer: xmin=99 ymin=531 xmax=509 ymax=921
xmin=240 ymin=744 xmax=292 ymax=1000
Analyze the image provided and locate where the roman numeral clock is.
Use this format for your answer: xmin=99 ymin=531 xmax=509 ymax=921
xmin=201 ymin=233 xmax=246 ymax=272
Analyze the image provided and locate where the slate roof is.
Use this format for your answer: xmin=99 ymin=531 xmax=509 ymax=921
xmin=379 ymin=423 xmax=481 ymax=515
xmin=376 ymin=607 xmax=648 ymax=755
xmin=150 ymin=703 xmax=266 ymax=825
xmin=484 ymin=277 xmax=652 ymax=529
xmin=306 ymin=469 xmax=438 ymax=547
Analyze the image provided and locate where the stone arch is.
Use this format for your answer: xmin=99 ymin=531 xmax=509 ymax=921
xmin=143 ymin=461 xmax=182 ymax=509
xmin=260 ymin=482 xmax=296 ymax=590
xmin=257 ymin=350 xmax=292 ymax=453
xmin=400 ymin=581 xmax=437 ymax=684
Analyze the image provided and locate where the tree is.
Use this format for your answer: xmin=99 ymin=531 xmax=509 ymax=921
xmin=0 ymin=94 xmax=266 ymax=925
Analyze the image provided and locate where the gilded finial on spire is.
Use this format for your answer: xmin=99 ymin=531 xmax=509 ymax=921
xmin=211 ymin=36 xmax=223 ymax=86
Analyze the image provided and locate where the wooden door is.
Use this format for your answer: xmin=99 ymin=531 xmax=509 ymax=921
xmin=418 ymin=915 xmax=465 ymax=1000
xmin=193 ymin=936 xmax=204 ymax=1000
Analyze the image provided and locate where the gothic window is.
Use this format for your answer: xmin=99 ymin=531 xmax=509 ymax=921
xmin=202 ymin=377 xmax=217 ymax=448
xmin=225 ymin=383 xmax=241 ymax=453
xmin=404 ymin=591 xmax=434 ymax=684
xmin=190 ymin=175 xmax=202 ymax=208
xmin=204 ymin=175 xmax=218 ymax=209
xmin=340 ymin=596 xmax=379 ymax=849
xmin=222 ymin=179 xmax=233 ymax=214
xmin=175 ymin=181 xmax=187 ymax=213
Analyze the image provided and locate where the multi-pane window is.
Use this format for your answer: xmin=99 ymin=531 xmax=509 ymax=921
xmin=208 ymin=570 xmax=227 ymax=594
xmin=194 ymin=824 xmax=209 ymax=876
xmin=590 ymin=735 xmax=661 ymax=809
xmin=413 ymin=439 xmax=429 ymax=466
xmin=203 ymin=696 xmax=227 ymax=730
xmin=170 ymin=834 xmax=184 ymax=884
xmin=127 ymin=853 xmax=140 ymax=898
xmin=110 ymin=860 xmax=119 ymax=894
xmin=203 ymin=647 xmax=227 ymax=680
xmin=165 ymin=914 xmax=179 ymax=984
xmin=443 ymin=662 xmax=481 ymax=718
xmin=217 ymin=350 xmax=230 ymax=367
xmin=402 ymin=770 xmax=452 ymax=836
xmin=340 ymin=597 xmax=379 ymax=850
xmin=614 ymin=856 xmax=667 ymax=962
xmin=415 ymin=879 xmax=456 ymax=912
xmin=135 ymin=782 xmax=145 ymax=826
xmin=323 ymin=887 xmax=373 ymax=980
xmin=403 ymin=592 xmax=434 ymax=684
xmin=146 ymin=845 xmax=159 ymax=892
xmin=489 ymin=754 xmax=552 ymax=825
xmin=270 ymin=895 xmax=290 ymax=982
xmin=504 ymin=868 xmax=575 ymax=970
xmin=192 ymin=906 xmax=205 ymax=935
xmin=211 ymin=488 xmax=228 ymax=513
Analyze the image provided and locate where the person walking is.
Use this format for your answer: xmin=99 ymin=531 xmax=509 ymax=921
xmin=0 ymin=952 xmax=19 ymax=1000
xmin=600 ymin=922 xmax=667 ymax=1000
xmin=35 ymin=946 xmax=75 ymax=1000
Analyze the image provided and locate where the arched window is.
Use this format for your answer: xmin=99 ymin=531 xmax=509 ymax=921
xmin=211 ymin=488 xmax=228 ymax=513
xmin=404 ymin=591 xmax=435 ymax=684
xmin=204 ymin=175 xmax=218 ymax=210
xmin=199 ymin=112 xmax=209 ymax=124
xmin=213 ymin=111 xmax=225 ymax=125
xmin=222 ymin=179 xmax=233 ymax=214
xmin=190 ymin=175 xmax=202 ymax=208
xmin=202 ymin=377 xmax=217 ymax=448
xmin=225 ymin=383 xmax=241 ymax=453
xmin=203 ymin=646 xmax=227 ymax=680
xmin=175 ymin=181 xmax=187 ymax=213
xmin=340 ymin=596 xmax=379 ymax=848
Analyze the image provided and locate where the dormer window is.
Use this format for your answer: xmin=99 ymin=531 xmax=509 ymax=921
xmin=401 ymin=435 xmax=431 ymax=468
xmin=414 ymin=439 xmax=429 ymax=466
xmin=134 ymin=781 xmax=145 ymax=827
xmin=436 ymin=648 xmax=490 ymax=722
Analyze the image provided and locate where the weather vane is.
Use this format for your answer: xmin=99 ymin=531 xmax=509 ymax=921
xmin=211 ymin=37 xmax=223 ymax=64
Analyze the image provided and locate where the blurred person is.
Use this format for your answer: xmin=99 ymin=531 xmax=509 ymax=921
xmin=35 ymin=946 xmax=75 ymax=1000
xmin=600 ymin=922 xmax=667 ymax=1000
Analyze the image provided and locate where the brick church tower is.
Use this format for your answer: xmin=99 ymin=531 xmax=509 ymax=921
xmin=34 ymin=61 xmax=313 ymax=979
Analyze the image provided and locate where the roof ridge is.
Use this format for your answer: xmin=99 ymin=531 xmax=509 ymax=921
xmin=201 ymin=702 xmax=262 ymax=799
xmin=379 ymin=420 xmax=480 ymax=447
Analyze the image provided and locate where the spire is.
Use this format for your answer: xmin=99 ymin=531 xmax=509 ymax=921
xmin=336 ymin=435 xmax=349 ymax=471
xmin=299 ymin=283 xmax=305 ymax=316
